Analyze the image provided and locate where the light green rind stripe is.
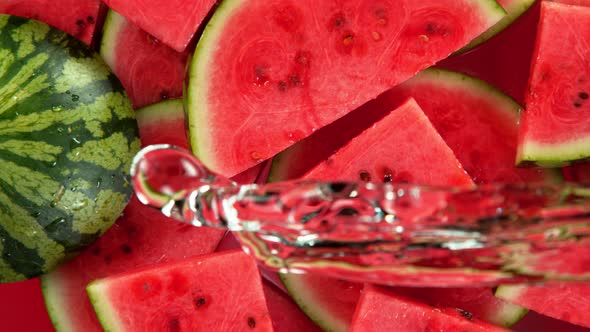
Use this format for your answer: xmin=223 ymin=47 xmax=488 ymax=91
xmin=69 ymin=190 xmax=127 ymax=235
xmin=0 ymin=92 xmax=128 ymax=138
xmin=100 ymin=10 xmax=126 ymax=72
xmin=0 ymin=159 xmax=60 ymax=205
xmin=0 ymin=191 xmax=64 ymax=272
xmin=0 ymin=140 xmax=62 ymax=162
xmin=55 ymin=56 xmax=111 ymax=93
xmin=518 ymin=137 xmax=590 ymax=165
xmin=0 ymin=241 xmax=26 ymax=281
xmin=0 ymin=53 xmax=50 ymax=116
xmin=87 ymin=280 xmax=125 ymax=332
xmin=68 ymin=133 xmax=136 ymax=171
xmin=0 ymin=49 xmax=14 ymax=80
xmin=10 ymin=19 xmax=50 ymax=58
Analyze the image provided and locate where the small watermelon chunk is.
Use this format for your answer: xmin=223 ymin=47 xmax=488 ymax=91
xmin=0 ymin=0 xmax=103 ymax=45
xmin=351 ymin=285 xmax=509 ymax=332
xmin=517 ymin=1 xmax=590 ymax=165
xmin=101 ymin=10 xmax=190 ymax=109
xmin=87 ymin=250 xmax=273 ymax=332
xmin=187 ymin=0 xmax=506 ymax=177
xmin=303 ymin=98 xmax=473 ymax=187
xmin=102 ymin=0 xmax=217 ymax=52
xmin=497 ymin=284 xmax=590 ymax=328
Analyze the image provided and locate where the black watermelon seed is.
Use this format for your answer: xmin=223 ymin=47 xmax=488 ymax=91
xmin=168 ymin=318 xmax=180 ymax=332
xmin=120 ymin=244 xmax=132 ymax=254
xmin=456 ymin=308 xmax=474 ymax=321
xmin=574 ymin=101 xmax=583 ymax=108
xmin=194 ymin=297 xmax=207 ymax=308
xmin=579 ymin=91 xmax=589 ymax=100
xmin=359 ymin=171 xmax=371 ymax=182
xmin=247 ymin=317 xmax=256 ymax=328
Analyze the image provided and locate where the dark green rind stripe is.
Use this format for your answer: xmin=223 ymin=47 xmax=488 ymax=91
xmin=0 ymin=15 xmax=139 ymax=282
xmin=0 ymin=224 xmax=44 ymax=281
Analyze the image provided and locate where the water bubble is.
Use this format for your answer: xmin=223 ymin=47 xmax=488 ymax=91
xmin=52 ymin=105 xmax=64 ymax=112
xmin=71 ymin=94 xmax=80 ymax=102
xmin=71 ymin=198 xmax=88 ymax=211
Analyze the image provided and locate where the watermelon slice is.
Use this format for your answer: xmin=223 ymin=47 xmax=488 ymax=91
xmin=0 ymin=0 xmax=103 ymax=46
xmin=497 ymin=284 xmax=590 ymax=328
xmin=278 ymin=99 xmax=521 ymax=331
xmin=87 ymin=250 xmax=273 ymax=331
xmin=100 ymin=10 xmax=190 ymax=109
xmin=270 ymin=68 xmax=561 ymax=184
xmin=102 ymin=0 xmax=217 ymax=52
xmin=461 ymin=0 xmax=535 ymax=52
xmin=351 ymin=285 xmax=509 ymax=332
xmin=186 ymin=0 xmax=506 ymax=177
xmin=302 ymin=98 xmax=474 ymax=187
xmin=517 ymin=1 xmax=590 ymax=165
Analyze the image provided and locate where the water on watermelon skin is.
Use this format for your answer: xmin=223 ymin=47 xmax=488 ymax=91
xmin=102 ymin=0 xmax=217 ymax=52
xmin=351 ymin=285 xmax=509 ymax=332
xmin=87 ymin=250 xmax=273 ymax=332
xmin=0 ymin=0 xmax=103 ymax=46
xmin=100 ymin=10 xmax=190 ymax=109
xmin=517 ymin=1 xmax=590 ymax=165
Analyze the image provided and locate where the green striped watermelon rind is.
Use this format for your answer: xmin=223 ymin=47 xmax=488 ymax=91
xmin=459 ymin=0 xmax=536 ymax=53
xmin=0 ymin=15 xmax=139 ymax=282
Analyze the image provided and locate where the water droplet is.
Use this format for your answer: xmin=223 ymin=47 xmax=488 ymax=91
xmin=57 ymin=127 xmax=64 ymax=133
xmin=72 ymin=137 xmax=81 ymax=144
xmin=65 ymin=90 xmax=71 ymax=94
xmin=52 ymin=105 xmax=64 ymax=112
xmin=30 ymin=211 xmax=41 ymax=218
xmin=383 ymin=168 xmax=394 ymax=183
xmin=371 ymin=31 xmax=381 ymax=41
xmin=71 ymin=198 xmax=88 ymax=211
xmin=71 ymin=94 xmax=80 ymax=102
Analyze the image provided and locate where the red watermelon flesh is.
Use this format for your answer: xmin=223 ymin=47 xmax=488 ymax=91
xmin=87 ymin=250 xmax=273 ymax=332
xmin=351 ymin=285 xmax=509 ymax=332
xmin=270 ymin=69 xmax=560 ymax=184
xmin=102 ymin=0 xmax=217 ymax=52
xmin=280 ymin=99 xmax=522 ymax=331
xmin=303 ymin=98 xmax=474 ymax=187
xmin=0 ymin=0 xmax=103 ymax=45
xmin=135 ymin=99 xmax=263 ymax=184
xmin=516 ymin=1 xmax=590 ymax=165
xmin=187 ymin=0 xmax=506 ymax=177
xmin=497 ymin=284 xmax=590 ymax=329
xmin=100 ymin=10 xmax=190 ymax=109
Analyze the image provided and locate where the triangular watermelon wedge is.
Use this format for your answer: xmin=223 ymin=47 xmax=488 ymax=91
xmin=186 ymin=0 xmax=506 ymax=177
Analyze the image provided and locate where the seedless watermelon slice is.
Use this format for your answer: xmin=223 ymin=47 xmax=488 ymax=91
xmin=0 ymin=0 xmax=103 ymax=45
xmin=100 ymin=10 xmax=189 ymax=109
xmin=102 ymin=0 xmax=217 ymax=52
xmin=187 ymin=0 xmax=506 ymax=177
xmin=517 ymin=1 xmax=590 ymax=165
xmin=87 ymin=250 xmax=273 ymax=331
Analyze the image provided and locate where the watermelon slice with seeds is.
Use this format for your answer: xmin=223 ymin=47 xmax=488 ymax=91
xmin=87 ymin=250 xmax=273 ymax=331
xmin=102 ymin=0 xmax=217 ymax=52
xmin=100 ymin=10 xmax=190 ymax=109
xmin=517 ymin=1 xmax=590 ymax=166
xmin=186 ymin=0 xmax=506 ymax=177
xmin=351 ymin=285 xmax=509 ymax=332
xmin=0 ymin=0 xmax=104 ymax=45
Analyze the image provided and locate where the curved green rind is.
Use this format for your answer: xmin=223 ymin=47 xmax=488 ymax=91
xmin=86 ymin=280 xmax=125 ymax=332
xmin=99 ymin=10 xmax=126 ymax=72
xmin=281 ymin=273 xmax=349 ymax=332
xmin=459 ymin=0 xmax=535 ymax=53
xmin=135 ymin=98 xmax=185 ymax=125
xmin=41 ymin=270 xmax=75 ymax=332
xmin=517 ymin=139 xmax=590 ymax=167
xmin=491 ymin=287 xmax=530 ymax=327
xmin=0 ymin=15 xmax=139 ymax=282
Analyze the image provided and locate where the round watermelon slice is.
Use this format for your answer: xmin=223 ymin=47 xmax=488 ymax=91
xmin=100 ymin=10 xmax=189 ymax=109
xmin=186 ymin=0 xmax=506 ymax=177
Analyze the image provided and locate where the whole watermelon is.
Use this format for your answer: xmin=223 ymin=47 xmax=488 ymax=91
xmin=0 ymin=15 xmax=140 ymax=283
